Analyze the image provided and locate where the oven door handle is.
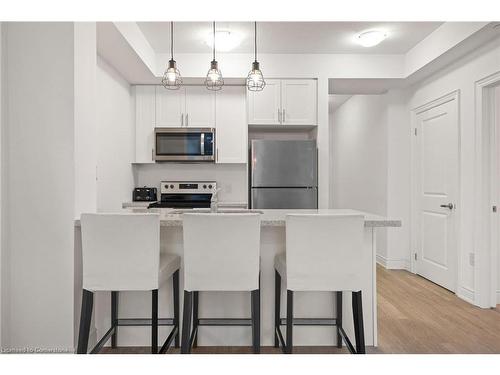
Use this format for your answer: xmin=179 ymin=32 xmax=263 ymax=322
xmin=200 ymin=133 xmax=205 ymax=155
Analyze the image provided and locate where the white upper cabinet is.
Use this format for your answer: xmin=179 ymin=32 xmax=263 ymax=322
xmin=184 ymin=86 xmax=216 ymax=128
xmin=215 ymin=86 xmax=247 ymax=164
xmin=281 ymin=79 xmax=317 ymax=125
xmin=135 ymin=86 xmax=156 ymax=163
xmin=247 ymin=79 xmax=281 ymax=125
xmin=247 ymin=79 xmax=317 ymax=126
xmin=155 ymin=86 xmax=184 ymax=127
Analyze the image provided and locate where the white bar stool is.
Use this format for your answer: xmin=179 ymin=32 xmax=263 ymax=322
xmin=77 ymin=213 xmax=181 ymax=354
xmin=274 ymin=214 xmax=366 ymax=354
xmin=181 ymin=213 xmax=261 ymax=354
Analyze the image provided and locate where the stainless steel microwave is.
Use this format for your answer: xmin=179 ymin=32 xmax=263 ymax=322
xmin=154 ymin=127 xmax=215 ymax=162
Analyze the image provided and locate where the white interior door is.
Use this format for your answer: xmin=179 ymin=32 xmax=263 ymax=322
xmin=415 ymin=96 xmax=459 ymax=292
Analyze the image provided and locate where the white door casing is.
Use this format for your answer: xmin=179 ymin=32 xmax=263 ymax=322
xmin=413 ymin=92 xmax=459 ymax=292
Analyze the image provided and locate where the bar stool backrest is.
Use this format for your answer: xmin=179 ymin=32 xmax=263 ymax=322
xmin=285 ymin=214 xmax=365 ymax=292
xmin=81 ymin=213 xmax=160 ymax=291
xmin=182 ymin=213 xmax=261 ymax=291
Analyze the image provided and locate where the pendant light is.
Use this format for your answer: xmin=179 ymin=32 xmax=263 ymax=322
xmin=161 ymin=22 xmax=182 ymax=90
xmin=205 ymin=21 xmax=224 ymax=91
xmin=246 ymin=22 xmax=265 ymax=91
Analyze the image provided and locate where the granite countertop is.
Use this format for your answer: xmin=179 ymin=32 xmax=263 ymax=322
xmin=75 ymin=208 xmax=401 ymax=228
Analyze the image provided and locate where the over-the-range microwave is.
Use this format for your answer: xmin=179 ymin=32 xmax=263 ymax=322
xmin=154 ymin=127 xmax=215 ymax=162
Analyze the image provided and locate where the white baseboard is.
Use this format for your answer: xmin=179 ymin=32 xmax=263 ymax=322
xmin=376 ymin=254 xmax=410 ymax=270
xmin=457 ymin=286 xmax=475 ymax=304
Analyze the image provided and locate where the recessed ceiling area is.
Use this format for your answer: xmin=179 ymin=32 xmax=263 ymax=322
xmin=137 ymin=21 xmax=443 ymax=54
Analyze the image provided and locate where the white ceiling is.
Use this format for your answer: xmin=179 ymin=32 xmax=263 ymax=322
xmin=137 ymin=21 xmax=443 ymax=55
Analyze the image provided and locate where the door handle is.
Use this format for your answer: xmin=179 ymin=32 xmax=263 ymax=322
xmin=440 ymin=203 xmax=454 ymax=210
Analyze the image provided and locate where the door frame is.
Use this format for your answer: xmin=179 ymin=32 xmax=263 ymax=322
xmin=473 ymin=71 xmax=500 ymax=308
xmin=410 ymin=90 xmax=462 ymax=294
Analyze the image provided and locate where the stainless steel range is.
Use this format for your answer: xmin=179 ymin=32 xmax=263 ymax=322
xmin=148 ymin=181 xmax=217 ymax=209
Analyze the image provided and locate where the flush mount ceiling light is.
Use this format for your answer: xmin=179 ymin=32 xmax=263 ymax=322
xmin=161 ymin=22 xmax=182 ymax=90
xmin=246 ymin=22 xmax=266 ymax=92
xmin=356 ymin=30 xmax=388 ymax=47
xmin=205 ymin=21 xmax=224 ymax=91
xmin=205 ymin=30 xmax=242 ymax=52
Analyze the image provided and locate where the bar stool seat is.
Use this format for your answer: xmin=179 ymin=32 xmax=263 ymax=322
xmin=181 ymin=213 xmax=261 ymax=354
xmin=274 ymin=214 xmax=366 ymax=354
xmin=77 ymin=213 xmax=180 ymax=354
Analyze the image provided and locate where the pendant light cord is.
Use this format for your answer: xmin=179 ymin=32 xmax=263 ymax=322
xmin=254 ymin=21 xmax=257 ymax=62
xmin=213 ymin=21 xmax=216 ymax=61
xmin=170 ymin=22 xmax=174 ymax=60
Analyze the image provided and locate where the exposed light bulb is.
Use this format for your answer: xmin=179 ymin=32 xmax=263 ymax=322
xmin=166 ymin=69 xmax=177 ymax=82
xmin=356 ymin=30 xmax=387 ymax=47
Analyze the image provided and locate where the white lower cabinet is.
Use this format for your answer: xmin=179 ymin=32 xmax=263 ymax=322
xmin=215 ymin=86 xmax=247 ymax=164
xmin=135 ymin=86 xmax=156 ymax=163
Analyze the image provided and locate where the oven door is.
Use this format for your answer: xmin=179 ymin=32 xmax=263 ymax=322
xmin=154 ymin=128 xmax=215 ymax=162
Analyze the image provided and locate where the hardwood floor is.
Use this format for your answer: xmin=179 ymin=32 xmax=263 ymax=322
xmin=101 ymin=265 xmax=500 ymax=354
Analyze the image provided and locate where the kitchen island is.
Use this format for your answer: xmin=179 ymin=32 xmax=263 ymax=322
xmin=74 ymin=209 xmax=401 ymax=349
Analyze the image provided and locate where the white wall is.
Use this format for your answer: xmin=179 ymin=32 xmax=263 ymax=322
xmin=135 ymin=164 xmax=248 ymax=204
xmin=0 ymin=21 xmax=3 ymax=348
xmin=409 ymin=37 xmax=500 ymax=302
xmin=74 ymin=23 xmax=97 ymax=217
xmin=96 ymin=56 xmax=135 ymax=211
xmin=497 ymin=85 xmax=500 ymax=296
xmin=2 ymin=23 xmax=76 ymax=351
xmin=331 ymin=94 xmax=388 ymax=257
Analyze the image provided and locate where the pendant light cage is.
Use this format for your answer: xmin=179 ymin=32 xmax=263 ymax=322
xmin=206 ymin=22 xmax=224 ymax=91
xmin=162 ymin=22 xmax=183 ymax=90
xmin=246 ymin=21 xmax=265 ymax=91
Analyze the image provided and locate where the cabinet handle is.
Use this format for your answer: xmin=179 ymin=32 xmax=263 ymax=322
xmin=186 ymin=113 xmax=189 ymax=127
xmin=278 ymin=108 xmax=281 ymax=123
xmin=282 ymin=109 xmax=285 ymax=123
xmin=181 ymin=113 xmax=184 ymax=127
xmin=151 ymin=148 xmax=154 ymax=161
xmin=216 ymin=147 xmax=219 ymax=163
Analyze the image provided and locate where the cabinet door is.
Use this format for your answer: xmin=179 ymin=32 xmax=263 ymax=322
xmin=135 ymin=86 xmax=156 ymax=163
xmin=281 ymin=79 xmax=317 ymax=125
xmin=155 ymin=86 xmax=184 ymax=127
xmin=215 ymin=86 xmax=247 ymax=164
xmin=247 ymin=79 xmax=281 ymax=125
xmin=185 ymin=86 xmax=216 ymax=128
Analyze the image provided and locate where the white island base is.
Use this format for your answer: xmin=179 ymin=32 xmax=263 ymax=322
xmin=74 ymin=209 xmax=401 ymax=349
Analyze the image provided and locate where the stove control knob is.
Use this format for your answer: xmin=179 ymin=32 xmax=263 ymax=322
xmin=164 ymin=185 xmax=169 ymax=189
xmin=203 ymin=184 xmax=207 ymax=189
xmin=208 ymin=184 xmax=213 ymax=189
xmin=170 ymin=185 xmax=174 ymax=189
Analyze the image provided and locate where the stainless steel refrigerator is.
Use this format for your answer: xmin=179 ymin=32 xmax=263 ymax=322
xmin=249 ymin=140 xmax=318 ymax=209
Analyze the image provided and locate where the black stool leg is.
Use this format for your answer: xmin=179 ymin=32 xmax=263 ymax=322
xmin=181 ymin=291 xmax=193 ymax=354
xmin=336 ymin=291 xmax=343 ymax=348
xmin=192 ymin=291 xmax=199 ymax=348
xmin=111 ymin=291 xmax=118 ymax=348
xmin=152 ymin=289 xmax=158 ymax=354
xmin=77 ymin=289 xmax=94 ymax=354
xmin=352 ymin=291 xmax=365 ymax=354
xmin=251 ymin=288 xmax=261 ymax=354
xmin=173 ymin=270 xmax=180 ymax=348
xmin=285 ymin=290 xmax=293 ymax=354
xmin=274 ymin=270 xmax=281 ymax=348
